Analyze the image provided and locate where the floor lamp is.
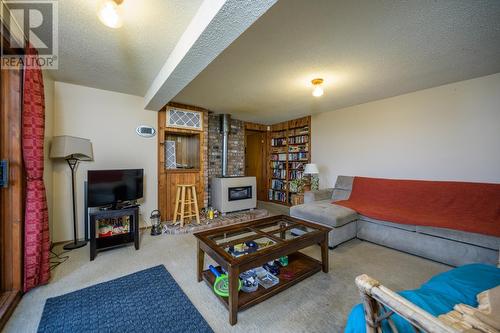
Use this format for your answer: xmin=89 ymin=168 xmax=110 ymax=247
xmin=50 ymin=136 xmax=93 ymax=250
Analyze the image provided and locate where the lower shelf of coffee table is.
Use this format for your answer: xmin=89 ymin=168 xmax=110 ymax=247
xmin=202 ymin=251 xmax=322 ymax=311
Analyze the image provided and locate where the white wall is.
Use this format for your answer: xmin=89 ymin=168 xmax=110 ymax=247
xmin=43 ymin=73 xmax=55 ymax=241
xmin=52 ymin=82 xmax=157 ymax=242
xmin=312 ymin=73 xmax=500 ymax=187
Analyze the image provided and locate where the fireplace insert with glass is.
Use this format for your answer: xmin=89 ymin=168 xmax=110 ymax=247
xmin=228 ymin=186 xmax=252 ymax=201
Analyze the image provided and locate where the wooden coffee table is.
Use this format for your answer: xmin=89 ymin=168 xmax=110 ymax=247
xmin=194 ymin=215 xmax=331 ymax=325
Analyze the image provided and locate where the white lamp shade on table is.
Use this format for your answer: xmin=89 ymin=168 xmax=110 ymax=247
xmin=50 ymin=136 xmax=93 ymax=161
xmin=304 ymin=163 xmax=319 ymax=174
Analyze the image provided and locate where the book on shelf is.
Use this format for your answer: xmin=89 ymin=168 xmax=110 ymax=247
xmin=271 ymin=153 xmax=287 ymax=161
xmin=271 ymin=161 xmax=286 ymax=169
xmin=289 ymin=161 xmax=305 ymax=170
xmin=272 ymin=169 xmax=286 ymax=179
xmin=288 ymin=170 xmax=304 ymax=180
xmin=288 ymin=135 xmax=309 ymax=144
xmin=268 ymin=189 xmax=287 ymax=202
xmin=271 ymin=179 xmax=286 ymax=190
xmin=288 ymin=152 xmax=308 ymax=161
xmin=271 ymin=137 xmax=286 ymax=146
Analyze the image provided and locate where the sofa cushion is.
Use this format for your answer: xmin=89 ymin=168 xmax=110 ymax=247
xmin=416 ymin=226 xmax=500 ymax=250
xmin=290 ymin=200 xmax=358 ymax=228
xmin=334 ymin=175 xmax=354 ymax=191
xmin=359 ymin=215 xmax=416 ymax=232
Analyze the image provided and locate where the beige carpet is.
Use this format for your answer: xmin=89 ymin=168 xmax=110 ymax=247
xmin=4 ymin=231 xmax=449 ymax=333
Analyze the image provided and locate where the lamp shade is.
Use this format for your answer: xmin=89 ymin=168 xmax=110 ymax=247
xmin=304 ymin=163 xmax=319 ymax=174
xmin=50 ymin=136 xmax=93 ymax=161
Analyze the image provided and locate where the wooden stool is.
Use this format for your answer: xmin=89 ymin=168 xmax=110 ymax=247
xmin=173 ymin=184 xmax=201 ymax=227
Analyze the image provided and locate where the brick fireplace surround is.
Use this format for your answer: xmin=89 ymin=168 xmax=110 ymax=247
xmin=207 ymin=114 xmax=245 ymax=205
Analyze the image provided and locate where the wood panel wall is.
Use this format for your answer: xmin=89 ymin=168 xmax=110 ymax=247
xmin=158 ymin=103 xmax=208 ymax=221
xmin=0 ymin=46 xmax=24 ymax=328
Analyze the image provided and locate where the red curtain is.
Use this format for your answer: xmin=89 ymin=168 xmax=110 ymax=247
xmin=22 ymin=46 xmax=50 ymax=292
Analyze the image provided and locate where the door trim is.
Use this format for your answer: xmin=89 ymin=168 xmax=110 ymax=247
xmin=0 ymin=25 xmax=25 ymax=330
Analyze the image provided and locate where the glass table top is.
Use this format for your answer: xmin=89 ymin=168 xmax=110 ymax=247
xmin=206 ymin=218 xmax=321 ymax=258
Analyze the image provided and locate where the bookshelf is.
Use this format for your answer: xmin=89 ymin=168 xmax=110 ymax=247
xmin=268 ymin=116 xmax=311 ymax=206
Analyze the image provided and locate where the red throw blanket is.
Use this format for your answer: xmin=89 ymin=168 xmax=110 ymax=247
xmin=335 ymin=177 xmax=500 ymax=237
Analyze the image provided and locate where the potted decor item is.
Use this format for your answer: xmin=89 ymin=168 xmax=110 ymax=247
xmin=304 ymin=163 xmax=319 ymax=191
xmin=289 ymin=178 xmax=305 ymax=205
xmin=289 ymin=178 xmax=304 ymax=194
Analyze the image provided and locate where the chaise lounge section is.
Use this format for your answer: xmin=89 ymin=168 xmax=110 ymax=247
xmin=290 ymin=176 xmax=500 ymax=267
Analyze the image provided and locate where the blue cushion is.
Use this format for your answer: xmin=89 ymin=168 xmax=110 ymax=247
xmin=345 ymin=264 xmax=500 ymax=333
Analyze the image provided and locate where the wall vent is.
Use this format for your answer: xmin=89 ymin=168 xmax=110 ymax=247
xmin=166 ymin=108 xmax=203 ymax=131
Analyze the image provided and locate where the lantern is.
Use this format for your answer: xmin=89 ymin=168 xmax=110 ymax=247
xmin=150 ymin=210 xmax=162 ymax=236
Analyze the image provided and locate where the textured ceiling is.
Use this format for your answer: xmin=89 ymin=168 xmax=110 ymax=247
xmin=173 ymin=0 xmax=500 ymax=124
xmin=144 ymin=0 xmax=277 ymax=110
xmin=49 ymin=0 xmax=203 ymax=96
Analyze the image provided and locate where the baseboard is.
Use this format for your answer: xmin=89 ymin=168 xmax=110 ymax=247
xmin=0 ymin=290 xmax=21 ymax=330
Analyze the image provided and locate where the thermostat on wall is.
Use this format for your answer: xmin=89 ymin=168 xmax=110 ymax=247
xmin=136 ymin=125 xmax=156 ymax=138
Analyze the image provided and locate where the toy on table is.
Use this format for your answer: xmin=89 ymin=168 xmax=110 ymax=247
xmin=263 ymin=260 xmax=281 ymax=275
xmin=208 ymin=265 xmax=242 ymax=297
xmin=228 ymin=241 xmax=258 ymax=257
xmin=279 ymin=255 xmax=288 ymax=267
xmin=239 ymin=269 xmax=259 ymax=293
xmin=254 ymin=266 xmax=279 ymax=289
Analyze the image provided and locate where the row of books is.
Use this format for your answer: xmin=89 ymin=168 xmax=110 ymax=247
xmin=288 ymin=152 xmax=308 ymax=161
xmin=271 ymin=153 xmax=287 ymax=161
xmin=271 ymin=153 xmax=308 ymax=161
xmin=271 ymin=161 xmax=286 ymax=169
xmin=288 ymin=135 xmax=308 ymax=144
xmin=270 ymin=137 xmax=287 ymax=146
xmin=271 ymin=161 xmax=305 ymax=169
xmin=289 ymin=170 xmax=304 ymax=180
xmin=269 ymin=190 xmax=287 ymax=202
xmin=270 ymin=179 xmax=286 ymax=190
xmin=289 ymin=161 xmax=305 ymax=170
xmin=271 ymin=169 xmax=286 ymax=179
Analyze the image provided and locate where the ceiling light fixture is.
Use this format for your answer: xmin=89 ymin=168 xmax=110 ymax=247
xmin=311 ymin=78 xmax=324 ymax=97
xmin=98 ymin=0 xmax=124 ymax=29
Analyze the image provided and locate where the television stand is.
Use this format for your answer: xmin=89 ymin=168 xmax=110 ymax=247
xmin=89 ymin=206 xmax=139 ymax=260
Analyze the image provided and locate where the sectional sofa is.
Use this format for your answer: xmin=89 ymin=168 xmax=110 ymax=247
xmin=290 ymin=176 xmax=499 ymax=267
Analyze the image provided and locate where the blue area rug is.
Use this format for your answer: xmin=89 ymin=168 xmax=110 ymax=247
xmin=38 ymin=265 xmax=213 ymax=333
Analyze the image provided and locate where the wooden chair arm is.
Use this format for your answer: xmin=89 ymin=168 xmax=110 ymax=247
xmin=355 ymin=274 xmax=459 ymax=333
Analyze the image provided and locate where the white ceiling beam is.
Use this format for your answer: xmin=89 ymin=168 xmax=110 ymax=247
xmin=144 ymin=0 xmax=277 ymax=111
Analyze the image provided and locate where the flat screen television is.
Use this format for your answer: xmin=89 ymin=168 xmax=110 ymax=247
xmin=87 ymin=169 xmax=144 ymax=207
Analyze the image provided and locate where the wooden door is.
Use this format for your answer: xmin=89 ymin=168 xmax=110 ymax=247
xmin=245 ymin=130 xmax=267 ymax=201
xmin=0 ymin=47 xmax=24 ymax=328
